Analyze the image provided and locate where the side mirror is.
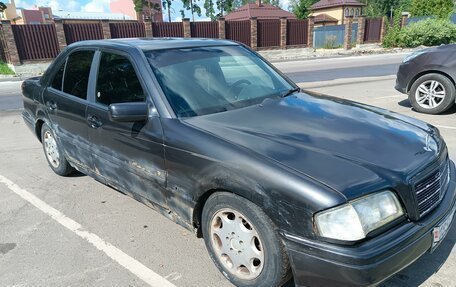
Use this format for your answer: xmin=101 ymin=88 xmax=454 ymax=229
xmin=108 ymin=102 xmax=149 ymax=122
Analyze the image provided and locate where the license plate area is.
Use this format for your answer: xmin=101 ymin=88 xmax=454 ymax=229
xmin=431 ymin=206 xmax=456 ymax=252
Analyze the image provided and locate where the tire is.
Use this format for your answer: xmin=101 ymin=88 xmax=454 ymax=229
xmin=408 ymin=73 xmax=455 ymax=114
xmin=202 ymin=192 xmax=291 ymax=287
xmin=41 ymin=123 xmax=74 ymax=176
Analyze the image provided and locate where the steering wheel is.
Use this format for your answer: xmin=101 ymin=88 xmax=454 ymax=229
xmin=228 ymin=79 xmax=252 ymax=100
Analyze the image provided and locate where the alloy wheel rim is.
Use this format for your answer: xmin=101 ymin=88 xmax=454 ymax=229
xmin=43 ymin=131 xmax=60 ymax=168
xmin=210 ymin=208 xmax=264 ymax=280
xmin=415 ymin=80 xmax=446 ymax=109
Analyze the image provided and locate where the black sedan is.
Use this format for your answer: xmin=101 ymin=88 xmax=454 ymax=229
xmin=22 ymin=38 xmax=455 ymax=287
xmin=396 ymin=44 xmax=456 ymax=114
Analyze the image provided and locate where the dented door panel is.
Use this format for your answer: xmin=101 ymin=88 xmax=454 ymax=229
xmin=43 ymin=89 xmax=93 ymax=172
xmin=86 ymin=104 xmax=168 ymax=208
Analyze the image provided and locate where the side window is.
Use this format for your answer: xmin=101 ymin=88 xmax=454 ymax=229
xmin=50 ymin=60 xmax=65 ymax=91
xmin=96 ymin=52 xmax=145 ymax=106
xmin=62 ymin=50 xmax=94 ymax=100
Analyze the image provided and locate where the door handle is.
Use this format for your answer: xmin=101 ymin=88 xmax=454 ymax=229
xmin=46 ymin=101 xmax=57 ymax=111
xmin=87 ymin=115 xmax=103 ymax=129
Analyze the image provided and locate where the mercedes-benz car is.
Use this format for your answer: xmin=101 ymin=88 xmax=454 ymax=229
xmin=22 ymin=38 xmax=455 ymax=287
xmin=396 ymin=44 xmax=456 ymax=114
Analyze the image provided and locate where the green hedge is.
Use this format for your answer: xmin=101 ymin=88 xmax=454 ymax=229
xmin=383 ymin=18 xmax=456 ymax=48
xmin=0 ymin=61 xmax=14 ymax=75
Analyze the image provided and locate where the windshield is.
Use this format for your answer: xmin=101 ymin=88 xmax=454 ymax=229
xmin=145 ymin=45 xmax=294 ymax=117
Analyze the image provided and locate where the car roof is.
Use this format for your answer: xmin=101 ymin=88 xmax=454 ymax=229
xmin=66 ymin=38 xmax=240 ymax=51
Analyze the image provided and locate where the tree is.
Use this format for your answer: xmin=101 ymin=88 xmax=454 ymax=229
xmin=289 ymin=0 xmax=318 ymax=19
xmin=216 ymin=0 xmax=234 ymax=17
xmin=133 ymin=0 xmax=161 ymax=22
xmin=182 ymin=0 xmax=202 ymax=21
xmin=360 ymin=0 xmax=412 ymax=17
xmin=410 ymin=0 xmax=454 ymax=18
xmin=232 ymin=0 xmax=280 ymax=9
xmin=204 ymin=0 xmax=216 ymax=20
xmin=147 ymin=1 xmax=162 ymax=22
xmin=0 ymin=2 xmax=7 ymax=13
xmin=162 ymin=0 xmax=173 ymax=22
xmin=262 ymin=0 xmax=281 ymax=7
xmin=133 ymin=0 xmax=146 ymax=21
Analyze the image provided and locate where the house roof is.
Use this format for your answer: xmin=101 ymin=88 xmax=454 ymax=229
xmin=313 ymin=13 xmax=338 ymax=23
xmin=225 ymin=3 xmax=296 ymax=21
xmin=311 ymin=0 xmax=365 ymax=10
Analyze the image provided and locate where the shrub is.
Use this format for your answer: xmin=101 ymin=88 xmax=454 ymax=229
xmin=0 ymin=61 xmax=14 ymax=75
xmin=323 ymin=35 xmax=339 ymax=49
xmin=383 ymin=18 xmax=456 ymax=48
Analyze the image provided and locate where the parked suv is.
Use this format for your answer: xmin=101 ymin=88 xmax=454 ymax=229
xmin=22 ymin=38 xmax=456 ymax=287
xmin=396 ymin=44 xmax=456 ymax=114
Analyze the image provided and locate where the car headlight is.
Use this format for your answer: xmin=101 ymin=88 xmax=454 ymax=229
xmin=403 ymin=49 xmax=428 ymax=63
xmin=314 ymin=191 xmax=404 ymax=241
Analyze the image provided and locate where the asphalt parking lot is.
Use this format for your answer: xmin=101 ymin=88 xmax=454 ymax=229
xmin=0 ymin=54 xmax=455 ymax=287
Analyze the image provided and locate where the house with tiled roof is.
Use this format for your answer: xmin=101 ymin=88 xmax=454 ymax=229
xmin=313 ymin=13 xmax=339 ymax=26
xmin=310 ymin=0 xmax=365 ymax=25
xmin=225 ymin=0 xmax=296 ymax=21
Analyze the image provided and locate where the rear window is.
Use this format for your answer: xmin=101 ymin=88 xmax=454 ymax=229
xmin=50 ymin=61 xmax=65 ymax=91
xmin=62 ymin=50 xmax=94 ymax=100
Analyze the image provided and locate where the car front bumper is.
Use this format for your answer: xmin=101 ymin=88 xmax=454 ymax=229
xmin=395 ymin=60 xmax=423 ymax=94
xmin=282 ymin=160 xmax=456 ymax=287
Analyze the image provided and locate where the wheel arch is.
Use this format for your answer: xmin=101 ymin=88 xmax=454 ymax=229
xmin=34 ymin=110 xmax=50 ymax=142
xmin=407 ymin=70 xmax=456 ymax=93
xmin=192 ymin=187 xmax=267 ymax=238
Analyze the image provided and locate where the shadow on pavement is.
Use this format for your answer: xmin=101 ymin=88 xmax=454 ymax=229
xmin=66 ymin=170 xmax=86 ymax=178
xmin=398 ymin=99 xmax=456 ymax=115
xmin=398 ymin=99 xmax=412 ymax=108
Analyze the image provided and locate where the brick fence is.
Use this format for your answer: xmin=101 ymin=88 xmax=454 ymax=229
xmin=0 ymin=17 xmax=386 ymax=65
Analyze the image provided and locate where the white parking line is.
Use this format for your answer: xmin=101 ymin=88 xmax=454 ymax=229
xmin=0 ymin=174 xmax=176 ymax=287
xmin=436 ymin=125 xmax=456 ymax=130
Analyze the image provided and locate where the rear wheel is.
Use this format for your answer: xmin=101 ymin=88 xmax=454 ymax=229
xmin=41 ymin=123 xmax=74 ymax=176
xmin=408 ymin=73 xmax=455 ymax=114
xmin=202 ymin=192 xmax=291 ymax=287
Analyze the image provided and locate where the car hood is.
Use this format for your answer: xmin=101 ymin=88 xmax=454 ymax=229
xmin=185 ymin=92 xmax=441 ymax=200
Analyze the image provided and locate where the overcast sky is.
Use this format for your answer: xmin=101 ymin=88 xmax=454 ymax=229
xmin=14 ymin=0 xmax=291 ymax=21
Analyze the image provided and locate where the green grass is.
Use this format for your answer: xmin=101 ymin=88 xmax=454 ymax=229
xmin=0 ymin=61 xmax=15 ymax=75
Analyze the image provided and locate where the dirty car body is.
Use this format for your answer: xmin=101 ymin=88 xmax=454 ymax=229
xmin=22 ymin=39 xmax=456 ymax=287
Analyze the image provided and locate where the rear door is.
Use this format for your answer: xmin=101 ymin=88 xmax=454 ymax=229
xmin=42 ymin=49 xmax=96 ymax=172
xmin=86 ymin=50 xmax=167 ymax=207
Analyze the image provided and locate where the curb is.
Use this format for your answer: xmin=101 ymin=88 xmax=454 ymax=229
xmin=264 ymin=49 xmax=415 ymax=63
xmin=297 ymin=75 xmax=397 ymax=89
xmin=0 ymin=74 xmax=37 ymax=82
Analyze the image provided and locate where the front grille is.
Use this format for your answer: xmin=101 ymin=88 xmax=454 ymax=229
xmin=414 ymin=158 xmax=450 ymax=217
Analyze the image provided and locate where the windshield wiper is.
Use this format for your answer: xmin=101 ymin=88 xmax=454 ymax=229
xmin=281 ymin=87 xmax=301 ymax=98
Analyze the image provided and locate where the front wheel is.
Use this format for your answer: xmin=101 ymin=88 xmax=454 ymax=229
xmin=202 ymin=192 xmax=291 ymax=287
xmin=408 ymin=73 xmax=455 ymax=114
xmin=41 ymin=123 xmax=74 ymax=176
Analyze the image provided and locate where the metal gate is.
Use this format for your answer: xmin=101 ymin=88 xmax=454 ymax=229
xmin=12 ymin=24 xmax=60 ymax=61
xmin=226 ymin=21 xmax=251 ymax=47
xmin=364 ymin=18 xmax=382 ymax=43
xmin=63 ymin=23 xmax=104 ymax=44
